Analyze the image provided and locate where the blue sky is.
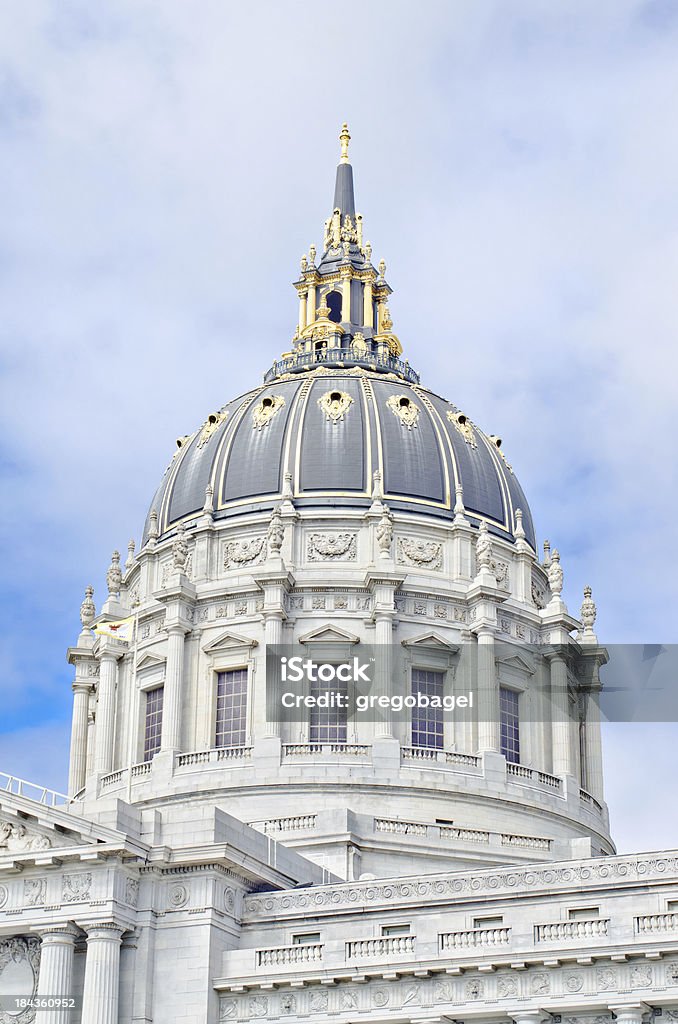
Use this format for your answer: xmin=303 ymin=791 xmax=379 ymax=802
xmin=1 ymin=1 xmax=677 ymax=853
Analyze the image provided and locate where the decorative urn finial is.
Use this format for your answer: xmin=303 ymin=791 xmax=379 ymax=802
xmin=476 ymin=521 xmax=492 ymax=568
xmin=548 ymin=549 xmax=564 ymax=598
xmin=172 ymin=524 xmax=189 ymax=571
xmin=542 ymin=539 xmax=552 ymax=568
xmin=580 ymin=585 xmax=597 ymax=639
xmin=106 ymin=551 xmax=122 ymax=596
xmin=453 ymin=483 xmax=468 ymax=524
xmin=267 ymin=506 xmax=285 ymax=557
xmin=80 ymin=586 xmax=96 ymax=629
xmin=339 ymin=122 xmax=351 ymax=163
xmin=376 ymin=506 xmax=394 ymax=559
xmin=148 ymin=509 xmax=159 ymax=542
xmin=203 ymin=482 xmax=214 ymax=514
xmin=125 ymin=538 xmax=136 ymax=571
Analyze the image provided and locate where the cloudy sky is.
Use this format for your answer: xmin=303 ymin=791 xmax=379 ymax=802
xmin=1 ymin=1 xmax=677 ymax=854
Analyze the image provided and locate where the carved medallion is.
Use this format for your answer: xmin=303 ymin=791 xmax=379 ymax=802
xmin=252 ymin=395 xmax=285 ymax=430
xmin=223 ymin=537 xmax=266 ymax=569
xmin=397 ymin=537 xmax=443 ymax=570
xmin=387 ymin=393 xmax=420 ymax=429
xmin=307 ymin=532 xmax=357 ymax=561
xmin=318 ymin=389 xmax=353 ymax=422
xmin=168 ymin=883 xmax=189 ymax=909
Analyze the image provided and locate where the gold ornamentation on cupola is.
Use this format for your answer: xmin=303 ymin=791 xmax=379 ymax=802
xmin=265 ymin=124 xmax=419 ymax=386
xmin=252 ymin=394 xmax=285 ymax=430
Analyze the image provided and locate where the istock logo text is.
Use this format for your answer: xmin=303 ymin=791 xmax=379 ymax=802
xmin=280 ymin=657 xmax=373 ymax=683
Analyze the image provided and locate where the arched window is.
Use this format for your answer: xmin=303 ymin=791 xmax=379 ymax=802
xmin=325 ymin=290 xmax=342 ymax=323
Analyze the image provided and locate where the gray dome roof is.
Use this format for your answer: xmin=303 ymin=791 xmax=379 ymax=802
xmin=143 ymin=369 xmax=536 ymax=549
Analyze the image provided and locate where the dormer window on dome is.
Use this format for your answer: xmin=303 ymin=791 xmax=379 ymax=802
xmin=264 ymin=124 xmax=418 ymax=385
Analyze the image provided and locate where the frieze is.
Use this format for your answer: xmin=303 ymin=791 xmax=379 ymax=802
xmin=244 ymin=854 xmax=678 ymax=918
xmin=218 ymin=961 xmax=671 ymax=1021
xmin=396 ymin=537 xmax=443 ymax=570
xmin=125 ymin=877 xmax=140 ymax=907
xmin=61 ymin=872 xmax=92 ymax=903
xmin=307 ymin=533 xmax=357 ymax=562
xmin=22 ymin=878 xmax=46 ymax=907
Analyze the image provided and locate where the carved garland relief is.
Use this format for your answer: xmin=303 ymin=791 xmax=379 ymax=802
xmin=223 ymin=537 xmax=266 ymax=569
xmin=396 ymin=537 xmax=443 ymax=571
xmin=307 ymin=533 xmax=357 ymax=562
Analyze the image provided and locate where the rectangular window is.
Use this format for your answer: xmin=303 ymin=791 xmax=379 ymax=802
xmin=499 ymin=686 xmax=520 ymax=763
xmin=568 ymin=907 xmax=599 ymax=920
xmin=309 ymin=669 xmax=347 ymax=744
xmin=143 ymin=686 xmax=164 ymax=762
xmin=292 ymin=932 xmax=321 ymax=945
xmin=216 ymin=669 xmax=248 ymax=748
xmin=381 ymin=923 xmax=411 ymax=936
xmin=473 ymin=915 xmax=504 ymax=929
xmin=411 ymin=668 xmax=444 ymax=749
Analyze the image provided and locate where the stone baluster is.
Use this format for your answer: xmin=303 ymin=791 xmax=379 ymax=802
xmin=80 ymin=923 xmax=124 ymax=1024
xmin=34 ymin=925 xmax=79 ymax=1024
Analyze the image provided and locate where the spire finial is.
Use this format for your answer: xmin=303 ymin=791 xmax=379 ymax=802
xmin=339 ymin=122 xmax=351 ymax=163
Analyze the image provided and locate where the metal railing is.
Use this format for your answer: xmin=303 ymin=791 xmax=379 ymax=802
xmin=264 ymin=348 xmax=420 ymax=384
xmin=0 ymin=772 xmax=68 ymax=807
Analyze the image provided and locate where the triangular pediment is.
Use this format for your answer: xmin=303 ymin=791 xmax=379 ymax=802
xmin=0 ymin=791 xmax=143 ymax=862
xmin=202 ymin=629 xmax=258 ymax=654
xmin=136 ymin=652 xmax=166 ymax=671
xmin=496 ymin=651 xmax=536 ymax=675
xmin=297 ymin=624 xmax=360 ymax=645
xmin=401 ymin=632 xmax=460 ymax=653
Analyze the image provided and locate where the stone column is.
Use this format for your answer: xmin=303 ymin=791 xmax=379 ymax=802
xmin=307 ymin=282 xmax=316 ymax=325
xmin=69 ymin=682 xmax=91 ymax=796
xmin=363 ymin=279 xmax=373 ymax=328
xmin=477 ymin=628 xmax=499 ymax=752
xmin=298 ymin=289 xmax=307 ymax=332
xmin=263 ymin=610 xmax=283 ymax=739
xmin=608 ymin=1005 xmax=648 ymax=1024
xmin=161 ymin=623 xmax=188 ymax=752
xmin=374 ymin=611 xmax=394 ymax=739
xmin=509 ymin=1011 xmax=550 ymax=1024
xmin=549 ymin=651 xmax=574 ymax=776
xmin=94 ymin=645 xmax=123 ymax=775
xmin=81 ymin=923 xmax=124 ymax=1024
xmin=583 ymin=684 xmax=604 ymax=800
xmin=341 ymin=270 xmax=351 ymax=323
xmin=34 ymin=925 xmax=79 ymax=1024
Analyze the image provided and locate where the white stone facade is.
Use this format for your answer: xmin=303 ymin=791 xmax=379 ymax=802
xmin=1 ymin=127 xmax=673 ymax=1023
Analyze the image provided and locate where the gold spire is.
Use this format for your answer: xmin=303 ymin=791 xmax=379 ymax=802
xmin=339 ymin=122 xmax=351 ymax=163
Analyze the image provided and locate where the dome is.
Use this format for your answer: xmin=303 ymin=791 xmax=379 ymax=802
xmin=143 ymin=371 xmax=535 ymax=549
